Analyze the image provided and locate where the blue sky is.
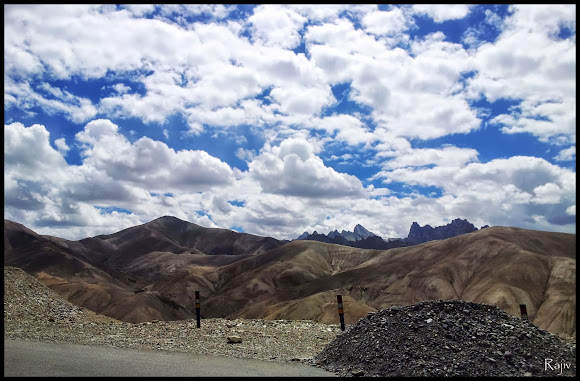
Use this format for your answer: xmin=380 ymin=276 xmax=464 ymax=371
xmin=4 ymin=4 xmax=576 ymax=240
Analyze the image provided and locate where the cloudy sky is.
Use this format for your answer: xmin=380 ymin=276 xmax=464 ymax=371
xmin=4 ymin=4 xmax=576 ymax=241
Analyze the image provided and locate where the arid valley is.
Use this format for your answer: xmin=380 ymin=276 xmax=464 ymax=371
xmin=4 ymin=216 xmax=576 ymax=339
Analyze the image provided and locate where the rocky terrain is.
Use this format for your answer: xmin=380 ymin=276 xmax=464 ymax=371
xmin=4 ymin=218 xmax=576 ymax=340
xmin=406 ymin=218 xmax=479 ymax=244
xmin=315 ymin=300 xmax=576 ymax=377
xmin=297 ymin=218 xmax=480 ymax=249
xmin=3 ymin=266 xmax=341 ymax=363
xmin=5 ymin=266 xmax=575 ymax=377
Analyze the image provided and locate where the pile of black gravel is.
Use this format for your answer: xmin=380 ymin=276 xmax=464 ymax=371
xmin=313 ymin=300 xmax=576 ymax=377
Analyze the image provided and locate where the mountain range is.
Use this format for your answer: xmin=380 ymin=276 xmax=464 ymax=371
xmin=296 ymin=218 xmax=482 ymax=249
xmin=298 ymin=223 xmax=377 ymax=242
xmin=3 ymin=216 xmax=576 ymax=339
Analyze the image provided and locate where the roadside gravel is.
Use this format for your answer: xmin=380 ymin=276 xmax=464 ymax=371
xmin=5 ymin=267 xmax=576 ymax=377
xmin=4 ymin=266 xmax=341 ymax=364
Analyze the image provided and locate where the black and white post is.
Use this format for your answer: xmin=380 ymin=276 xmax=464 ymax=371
xmin=520 ymin=304 xmax=528 ymax=321
xmin=195 ymin=291 xmax=201 ymax=328
xmin=337 ymin=294 xmax=345 ymax=331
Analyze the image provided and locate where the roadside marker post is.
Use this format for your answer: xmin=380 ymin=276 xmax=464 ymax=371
xmin=337 ymin=294 xmax=345 ymax=331
xmin=195 ymin=291 xmax=201 ymax=328
xmin=520 ymin=304 xmax=528 ymax=321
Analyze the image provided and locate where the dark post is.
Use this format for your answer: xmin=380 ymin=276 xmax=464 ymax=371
xmin=195 ymin=291 xmax=201 ymax=328
xmin=520 ymin=304 xmax=528 ymax=321
xmin=337 ymin=294 xmax=345 ymax=331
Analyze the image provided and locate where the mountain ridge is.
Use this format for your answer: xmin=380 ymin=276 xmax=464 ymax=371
xmin=296 ymin=218 xmax=481 ymax=249
xmin=3 ymin=217 xmax=576 ymax=339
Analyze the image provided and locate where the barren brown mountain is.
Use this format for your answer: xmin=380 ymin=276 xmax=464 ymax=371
xmin=3 ymin=217 xmax=576 ymax=339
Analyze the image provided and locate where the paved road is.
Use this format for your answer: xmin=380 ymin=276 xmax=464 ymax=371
xmin=4 ymin=339 xmax=336 ymax=377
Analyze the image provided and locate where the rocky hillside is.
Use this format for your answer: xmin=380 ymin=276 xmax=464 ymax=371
xmin=5 ymin=266 xmax=575 ymax=377
xmin=406 ymin=218 xmax=478 ymax=244
xmin=4 ymin=218 xmax=576 ymax=341
xmin=297 ymin=218 xmax=481 ymax=249
xmin=4 ymin=266 xmax=341 ymax=364
xmin=3 ymin=266 xmax=118 ymax=325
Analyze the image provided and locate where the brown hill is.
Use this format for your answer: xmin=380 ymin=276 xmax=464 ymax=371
xmin=213 ymin=227 xmax=575 ymax=339
xmin=3 ymin=217 xmax=281 ymax=323
xmin=3 ymin=218 xmax=576 ymax=339
xmin=79 ymin=215 xmax=283 ymax=267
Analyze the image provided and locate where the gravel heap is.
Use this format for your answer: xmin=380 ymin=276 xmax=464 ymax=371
xmin=314 ymin=300 xmax=576 ymax=377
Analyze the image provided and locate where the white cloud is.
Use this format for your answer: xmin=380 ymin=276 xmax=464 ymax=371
xmin=248 ymin=138 xmax=365 ymax=198
xmin=248 ymin=5 xmax=307 ymax=49
xmin=362 ymin=7 xmax=408 ymax=36
xmin=412 ymin=4 xmax=472 ymax=23
xmin=5 ymin=80 xmax=98 ymax=124
xmin=305 ymin=18 xmax=388 ymax=58
xmin=76 ymin=119 xmax=236 ymax=192
xmin=286 ymin=4 xmax=359 ymax=23
xmin=112 ymin=83 xmax=131 ymax=94
xmin=370 ymin=155 xmax=575 ymax=231
xmin=307 ymin=23 xmax=481 ymax=141
xmin=467 ymin=4 xmax=576 ymax=145
xmin=157 ymin=4 xmax=233 ymax=22
xmin=380 ymin=146 xmax=479 ymax=171
xmin=122 ymin=4 xmax=156 ymax=17
xmin=531 ymin=182 xmax=565 ymax=204
xmin=554 ymin=146 xmax=576 ymax=162
xmin=3 ymin=5 xmax=576 ymax=240
xmin=54 ymin=138 xmax=70 ymax=154
xmin=270 ymin=85 xmax=335 ymax=116
xmin=484 ymin=9 xmax=504 ymax=29
xmin=3 ymin=120 xmax=242 ymax=239
xmin=4 ymin=121 xmax=576 ymax=240
xmin=4 ymin=122 xmax=69 ymax=181
xmin=312 ymin=114 xmax=376 ymax=146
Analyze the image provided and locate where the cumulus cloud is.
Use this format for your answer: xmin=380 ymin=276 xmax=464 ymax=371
xmin=553 ymin=146 xmax=576 ymax=162
xmin=467 ymin=4 xmax=576 ymax=145
xmin=5 ymin=80 xmax=98 ymax=123
xmin=121 ymin=4 xmax=156 ymax=17
xmin=362 ymin=7 xmax=408 ymax=36
xmin=4 ymin=122 xmax=69 ymax=181
xmin=4 ymin=121 xmax=239 ymax=239
xmin=248 ymin=5 xmax=307 ymax=49
xmin=370 ymin=154 xmax=575 ymax=231
xmin=378 ymin=146 xmax=479 ymax=171
xmin=412 ymin=4 xmax=473 ymax=23
xmin=54 ymin=138 xmax=70 ymax=154
xmin=312 ymin=114 xmax=376 ymax=146
xmin=76 ymin=119 xmax=236 ymax=192
xmin=248 ymin=138 xmax=365 ymax=198
xmin=3 ymin=5 xmax=575 ymax=240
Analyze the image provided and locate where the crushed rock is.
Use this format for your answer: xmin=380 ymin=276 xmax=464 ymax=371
xmin=4 ymin=267 xmax=341 ymax=363
xmin=313 ymin=300 xmax=576 ymax=377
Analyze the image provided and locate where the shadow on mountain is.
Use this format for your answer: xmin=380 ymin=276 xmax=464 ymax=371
xmin=3 ymin=217 xmax=576 ymax=339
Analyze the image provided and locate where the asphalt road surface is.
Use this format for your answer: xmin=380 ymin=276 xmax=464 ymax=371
xmin=4 ymin=339 xmax=336 ymax=377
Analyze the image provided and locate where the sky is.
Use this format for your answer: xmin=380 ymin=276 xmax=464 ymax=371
xmin=4 ymin=4 xmax=576 ymax=241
